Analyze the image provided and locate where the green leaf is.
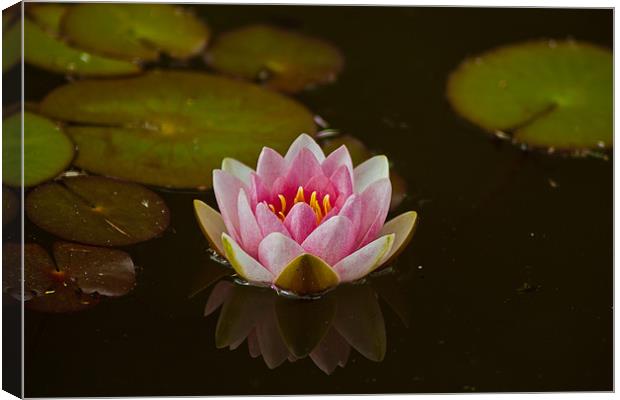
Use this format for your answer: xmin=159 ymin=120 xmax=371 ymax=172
xmin=447 ymin=40 xmax=612 ymax=150
xmin=25 ymin=176 xmax=170 ymax=246
xmin=3 ymin=112 xmax=75 ymax=187
xmin=39 ymin=71 xmax=317 ymax=189
xmin=273 ymin=254 xmax=340 ymax=296
xmin=24 ymin=18 xmax=140 ymax=77
xmin=61 ymin=4 xmax=209 ymax=62
xmin=208 ymin=24 xmax=343 ymax=93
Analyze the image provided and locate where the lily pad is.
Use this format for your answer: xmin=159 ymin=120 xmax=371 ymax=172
xmin=3 ymin=112 xmax=75 ymax=187
xmin=447 ymin=40 xmax=612 ymax=150
xmin=208 ymin=24 xmax=344 ymax=93
xmin=273 ymin=254 xmax=340 ymax=296
xmin=27 ymin=3 xmax=67 ymax=32
xmin=3 ymin=243 xmax=57 ymax=300
xmin=61 ymin=4 xmax=209 ymax=62
xmin=3 ymin=241 xmax=134 ymax=311
xmin=39 ymin=71 xmax=317 ymax=188
xmin=25 ymin=176 xmax=170 ymax=246
xmin=53 ymin=242 xmax=135 ymax=296
xmin=3 ymin=187 xmax=18 ymax=225
xmin=3 ymin=14 xmax=20 ymax=72
xmin=26 ymin=285 xmax=100 ymax=313
xmin=24 ymin=18 xmax=140 ymax=77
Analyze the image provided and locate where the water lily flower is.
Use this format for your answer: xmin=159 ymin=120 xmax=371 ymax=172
xmin=194 ymin=133 xmax=417 ymax=295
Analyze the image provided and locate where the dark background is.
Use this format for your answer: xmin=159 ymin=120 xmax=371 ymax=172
xmin=10 ymin=5 xmax=614 ymax=396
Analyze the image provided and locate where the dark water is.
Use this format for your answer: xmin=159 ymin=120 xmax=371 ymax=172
xmin=5 ymin=5 xmax=613 ymax=396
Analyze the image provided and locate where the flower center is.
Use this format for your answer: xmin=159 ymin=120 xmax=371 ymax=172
xmin=267 ymin=186 xmax=332 ymax=224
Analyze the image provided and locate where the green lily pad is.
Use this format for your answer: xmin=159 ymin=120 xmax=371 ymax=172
xmin=208 ymin=24 xmax=344 ymax=93
xmin=61 ymin=4 xmax=209 ymax=62
xmin=3 ymin=187 xmax=18 ymax=225
xmin=24 ymin=18 xmax=140 ymax=77
xmin=25 ymin=176 xmax=170 ymax=246
xmin=53 ymin=242 xmax=135 ymax=297
xmin=3 ymin=14 xmax=20 ymax=72
xmin=447 ymin=40 xmax=612 ymax=150
xmin=27 ymin=3 xmax=67 ymax=32
xmin=275 ymin=294 xmax=335 ymax=357
xmin=39 ymin=71 xmax=317 ymax=189
xmin=273 ymin=254 xmax=340 ymax=296
xmin=3 ymin=112 xmax=75 ymax=187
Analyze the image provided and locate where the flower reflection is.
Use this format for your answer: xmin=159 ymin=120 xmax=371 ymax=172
xmin=204 ymin=277 xmax=400 ymax=374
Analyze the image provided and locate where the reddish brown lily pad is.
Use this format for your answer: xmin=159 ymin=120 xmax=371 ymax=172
xmin=53 ymin=242 xmax=136 ymax=297
xmin=26 ymin=176 xmax=170 ymax=246
xmin=26 ymin=284 xmax=100 ymax=313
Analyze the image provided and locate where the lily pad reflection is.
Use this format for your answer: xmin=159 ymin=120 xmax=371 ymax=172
xmin=39 ymin=71 xmax=317 ymax=188
xmin=26 ymin=176 xmax=170 ymax=246
xmin=447 ymin=40 xmax=612 ymax=151
xmin=208 ymin=24 xmax=344 ymax=93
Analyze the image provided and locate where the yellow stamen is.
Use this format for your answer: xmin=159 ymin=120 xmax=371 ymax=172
xmin=278 ymin=211 xmax=286 ymax=221
xmin=309 ymin=191 xmax=323 ymax=223
xmin=294 ymin=186 xmax=305 ymax=204
xmin=323 ymin=195 xmax=331 ymax=215
xmin=278 ymin=194 xmax=287 ymax=213
xmin=268 ymin=203 xmax=276 ymax=213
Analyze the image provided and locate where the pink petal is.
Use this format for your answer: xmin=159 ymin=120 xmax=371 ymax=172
xmin=222 ymin=233 xmax=273 ymax=283
xmin=284 ymin=202 xmax=318 ymax=243
xmin=329 ymin=165 xmax=353 ymax=208
xmin=353 ymin=155 xmax=389 ymax=194
xmin=302 ymin=216 xmax=354 ymax=266
xmin=334 ymin=234 xmax=394 ymax=282
xmin=284 ymin=133 xmax=325 ymax=165
xmin=322 ymin=145 xmax=353 ymax=178
xmin=284 ymin=147 xmax=323 ymax=189
xmin=258 ymin=232 xmax=305 ymax=276
xmin=357 ymin=178 xmax=392 ymax=246
xmin=256 ymin=147 xmax=286 ymax=190
xmin=213 ymin=169 xmax=244 ymax=242
xmin=255 ymin=202 xmax=291 ymax=238
xmin=222 ymin=157 xmax=254 ymax=187
xmin=305 ymin=174 xmax=337 ymax=201
xmin=249 ymin=173 xmax=270 ymax=206
xmin=335 ymin=195 xmax=362 ymax=235
xmin=237 ymin=190 xmax=263 ymax=258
